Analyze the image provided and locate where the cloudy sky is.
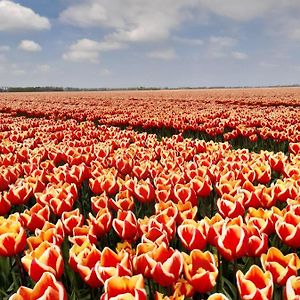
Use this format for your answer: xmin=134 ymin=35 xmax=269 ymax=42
xmin=0 ymin=0 xmax=300 ymax=88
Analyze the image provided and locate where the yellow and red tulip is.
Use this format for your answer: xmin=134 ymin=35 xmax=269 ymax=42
xmin=261 ymin=247 xmax=300 ymax=286
xmin=183 ymin=249 xmax=218 ymax=294
xmin=22 ymin=241 xmax=64 ymax=281
xmin=236 ymin=265 xmax=273 ymax=300
xmin=9 ymin=271 xmax=67 ymax=300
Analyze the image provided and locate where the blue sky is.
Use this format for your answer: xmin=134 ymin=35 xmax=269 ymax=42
xmin=0 ymin=0 xmax=300 ymax=88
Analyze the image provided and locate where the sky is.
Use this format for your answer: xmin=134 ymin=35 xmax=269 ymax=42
xmin=1 ymin=0 xmax=300 ymax=88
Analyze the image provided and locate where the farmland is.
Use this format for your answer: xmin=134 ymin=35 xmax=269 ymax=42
xmin=0 ymin=88 xmax=300 ymax=299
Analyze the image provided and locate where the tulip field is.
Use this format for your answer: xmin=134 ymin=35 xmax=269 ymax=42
xmin=1 ymin=88 xmax=300 ymax=299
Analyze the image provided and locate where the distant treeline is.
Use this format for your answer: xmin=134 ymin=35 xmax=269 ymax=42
xmin=1 ymin=85 xmax=300 ymax=92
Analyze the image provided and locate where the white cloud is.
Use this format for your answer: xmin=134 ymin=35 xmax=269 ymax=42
xmin=19 ymin=40 xmax=42 ymax=52
xmin=63 ymin=38 xmax=124 ymax=63
xmin=0 ymin=0 xmax=50 ymax=31
xmin=231 ymin=51 xmax=248 ymax=60
xmin=147 ymin=48 xmax=177 ymax=60
xmin=60 ymin=0 xmax=199 ymax=43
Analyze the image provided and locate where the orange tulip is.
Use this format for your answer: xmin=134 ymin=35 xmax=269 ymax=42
xmin=148 ymin=243 xmax=183 ymax=287
xmin=61 ymin=208 xmax=84 ymax=235
xmin=261 ymin=247 xmax=300 ymax=286
xmin=100 ymin=275 xmax=146 ymax=300
xmin=9 ymin=272 xmax=67 ymax=300
xmin=109 ymin=190 xmax=135 ymax=211
xmin=68 ymin=224 xmax=97 ymax=245
xmin=244 ymin=207 xmax=274 ymax=235
xmin=27 ymin=220 xmax=65 ymax=250
xmin=113 ymin=210 xmax=138 ymax=241
xmin=183 ymin=249 xmax=218 ymax=294
xmin=69 ymin=240 xmax=102 ymax=287
xmin=177 ymin=219 xmax=208 ymax=251
xmin=133 ymin=242 xmax=157 ymax=278
xmin=22 ymin=241 xmax=64 ymax=281
xmin=236 ymin=265 xmax=273 ymax=300
xmin=88 ymin=208 xmax=112 ymax=238
xmin=275 ymin=212 xmax=300 ymax=248
xmin=95 ymin=247 xmax=132 ymax=284
xmin=284 ymin=275 xmax=300 ymax=300
xmin=19 ymin=203 xmax=50 ymax=232
xmin=0 ymin=214 xmax=26 ymax=256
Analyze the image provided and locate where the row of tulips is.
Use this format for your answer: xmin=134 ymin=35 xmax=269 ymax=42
xmin=1 ymin=89 xmax=300 ymax=147
xmin=0 ymin=113 xmax=300 ymax=298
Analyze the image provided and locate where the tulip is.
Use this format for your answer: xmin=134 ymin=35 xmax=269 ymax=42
xmin=19 ymin=203 xmax=50 ymax=232
xmin=236 ymin=265 xmax=273 ymax=300
xmin=284 ymin=275 xmax=300 ymax=300
xmin=148 ymin=243 xmax=183 ymax=287
xmin=176 ymin=200 xmax=197 ymax=224
xmin=68 ymin=225 xmax=97 ymax=245
xmin=0 ymin=214 xmax=26 ymax=256
xmin=109 ymin=190 xmax=135 ymax=211
xmin=100 ymin=275 xmax=147 ymax=300
xmin=172 ymin=183 xmax=197 ymax=206
xmin=95 ymin=247 xmax=132 ymax=284
xmin=22 ymin=241 xmax=64 ymax=281
xmin=113 ymin=210 xmax=138 ymax=241
xmin=88 ymin=208 xmax=112 ymax=238
xmin=4 ymin=183 xmax=33 ymax=205
xmin=177 ymin=219 xmax=208 ymax=251
xmin=183 ymin=249 xmax=218 ymax=294
xmin=246 ymin=225 xmax=268 ymax=257
xmin=27 ymin=220 xmax=65 ymax=250
xmin=69 ymin=240 xmax=102 ymax=287
xmin=217 ymin=193 xmax=245 ymax=218
xmin=134 ymin=178 xmax=155 ymax=203
xmin=275 ymin=212 xmax=300 ymax=248
xmin=216 ymin=222 xmax=248 ymax=261
xmin=9 ymin=272 xmax=67 ymax=300
xmin=261 ymin=247 xmax=300 ymax=286
xmin=133 ymin=242 xmax=157 ymax=278
xmin=61 ymin=208 xmax=84 ymax=235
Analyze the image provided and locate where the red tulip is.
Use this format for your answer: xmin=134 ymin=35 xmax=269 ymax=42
xmin=236 ymin=265 xmax=273 ymax=300
xmin=216 ymin=222 xmax=248 ymax=261
xmin=113 ymin=210 xmax=138 ymax=241
xmin=95 ymin=247 xmax=132 ymax=284
xmin=19 ymin=203 xmax=50 ymax=232
xmin=0 ymin=214 xmax=26 ymax=256
xmin=183 ymin=249 xmax=218 ymax=294
xmin=9 ymin=272 xmax=67 ymax=300
xmin=261 ymin=247 xmax=300 ymax=286
xmin=177 ymin=219 xmax=208 ymax=251
xmin=22 ymin=241 xmax=64 ymax=281
xmin=275 ymin=212 xmax=300 ymax=248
